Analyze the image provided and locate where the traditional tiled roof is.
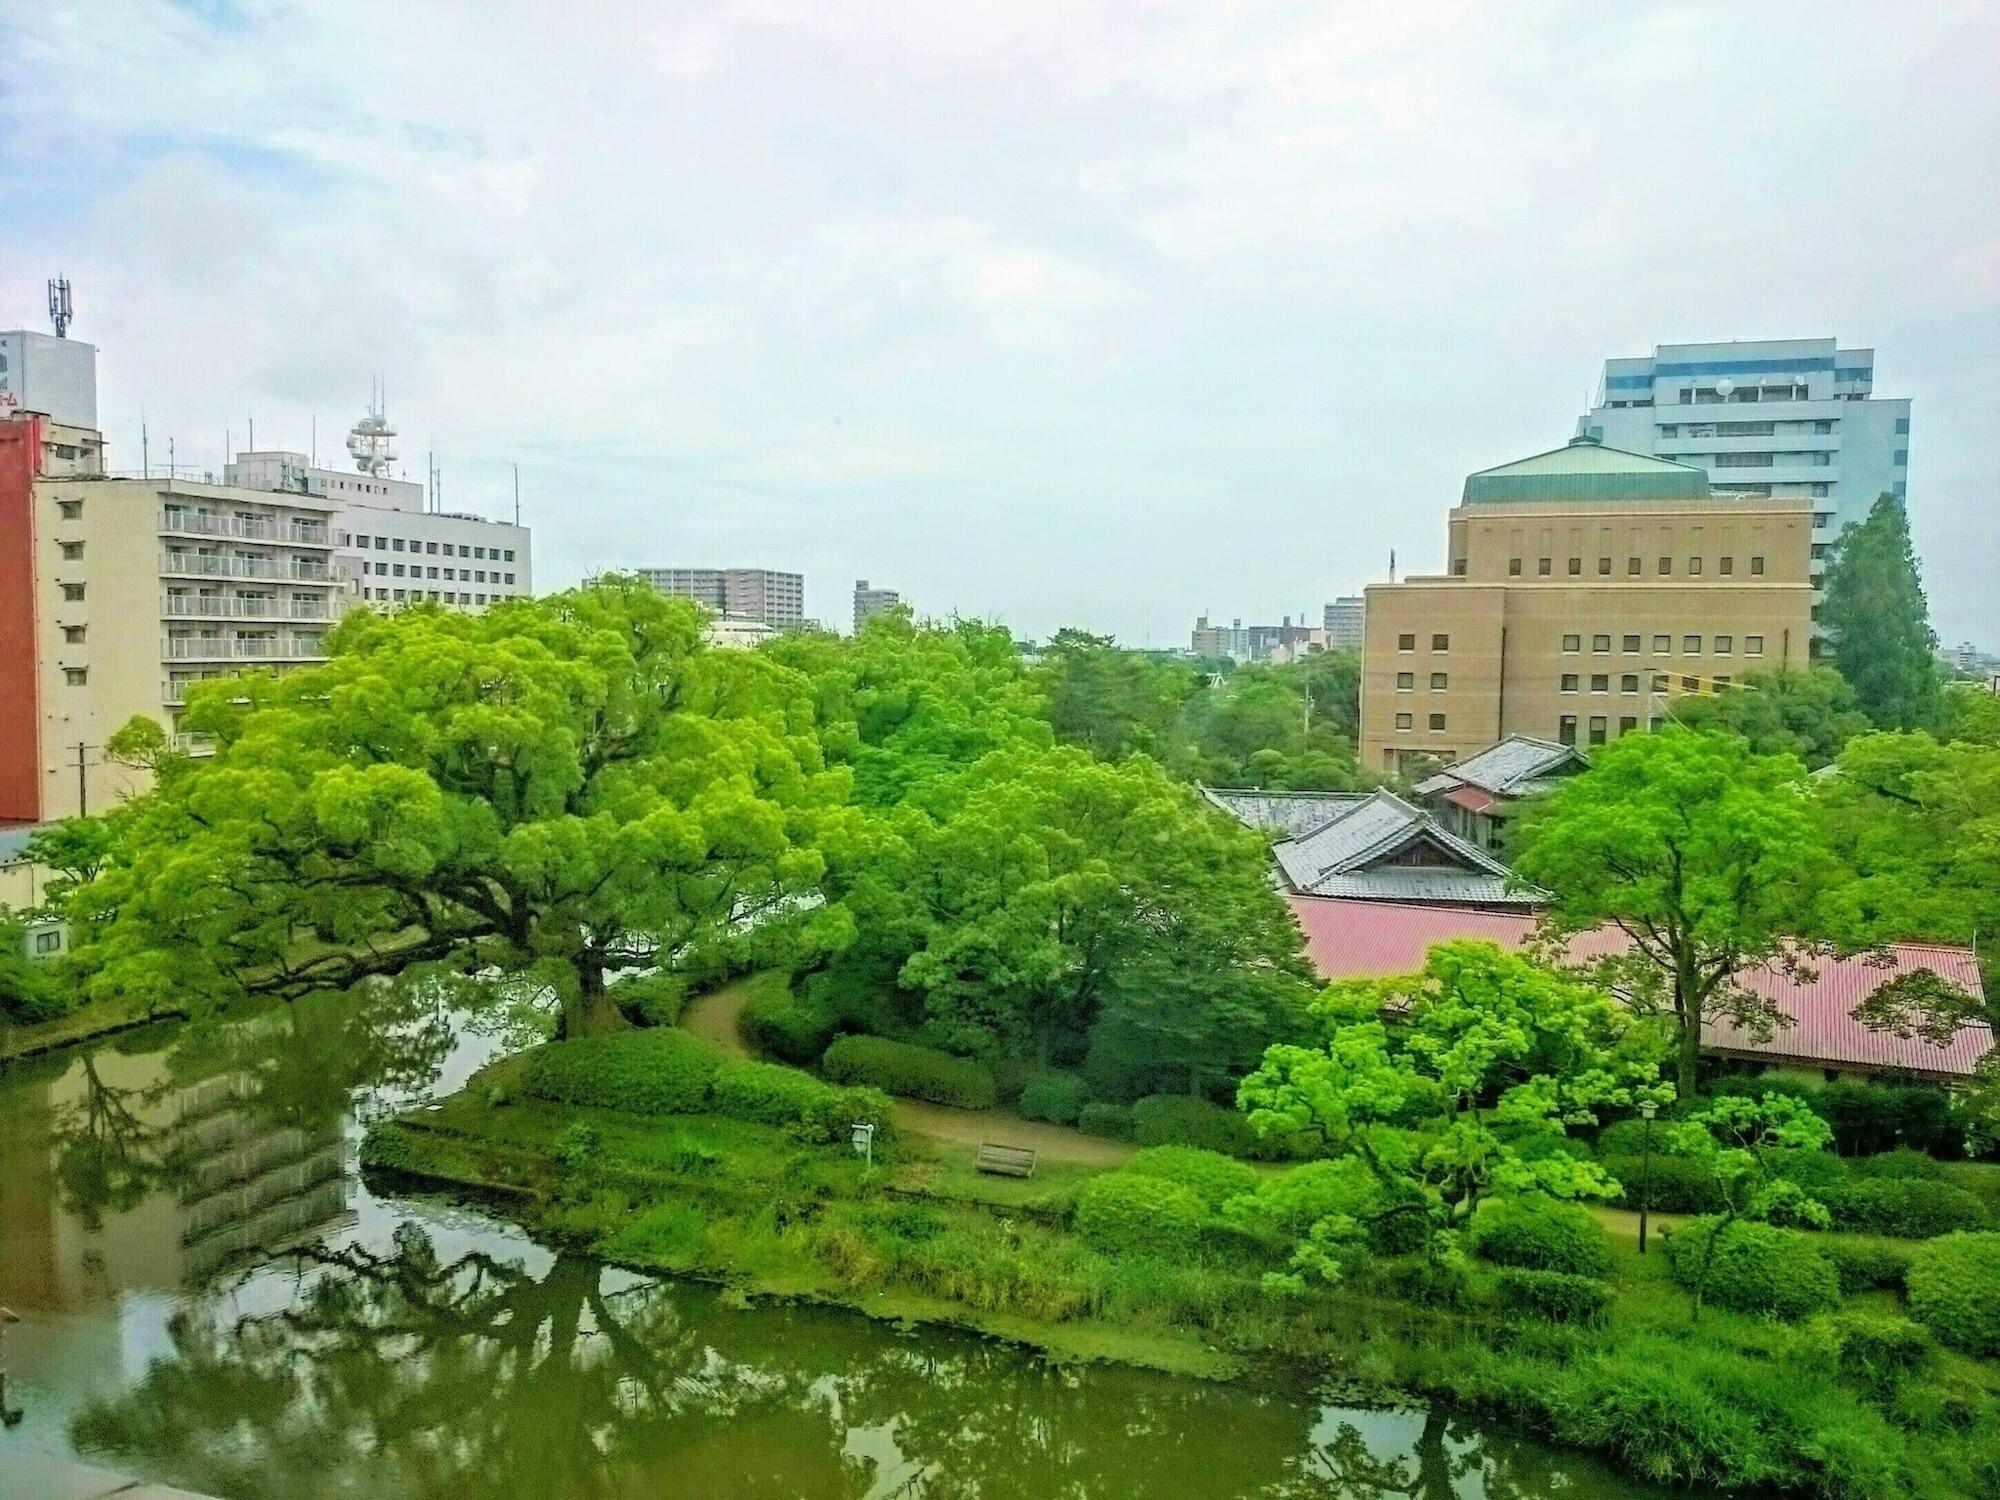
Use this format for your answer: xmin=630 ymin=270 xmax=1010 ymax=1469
xmin=1285 ymin=895 xmax=1994 ymax=1080
xmin=1413 ymin=736 xmax=1586 ymax=801
xmin=1262 ymin=788 xmax=1542 ymax=906
xmin=1199 ymin=787 xmax=1370 ymax=840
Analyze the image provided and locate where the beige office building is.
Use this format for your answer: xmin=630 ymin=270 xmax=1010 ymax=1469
xmin=1360 ymin=437 xmax=1813 ymax=775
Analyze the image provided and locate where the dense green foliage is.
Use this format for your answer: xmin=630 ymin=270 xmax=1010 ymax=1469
xmin=522 ymin=1028 xmax=722 ymax=1115
xmin=821 ymin=1035 xmax=999 ymax=1109
xmin=1670 ymin=666 xmax=1871 ymax=768
xmin=1663 ymin=1219 xmax=1840 ymax=1320
xmin=1825 ymin=1176 xmax=1991 ymax=1238
xmin=708 ymin=1059 xmax=893 ymax=1144
xmin=1468 ymin=1195 xmax=1612 ymax=1277
xmin=1820 ymin=1234 xmax=1916 ymax=1293
xmin=0 ymin=909 xmax=64 ymax=1024
xmin=1494 ymin=1267 xmax=1609 ymax=1325
xmin=1903 ymin=1231 xmax=2000 ymax=1355
xmin=1818 ymin=493 xmax=1943 ymax=731
xmin=1016 ymin=1068 xmax=1088 ymax=1125
xmin=1121 ymin=1146 xmax=1259 ymax=1210
xmin=737 ymin=973 xmax=837 ymax=1065
xmin=1073 ymin=1171 xmax=1207 ymax=1258
xmin=1129 ymin=1093 xmax=1267 ymax=1156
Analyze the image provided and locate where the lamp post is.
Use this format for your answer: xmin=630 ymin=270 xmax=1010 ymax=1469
xmin=1637 ymin=1101 xmax=1658 ymax=1256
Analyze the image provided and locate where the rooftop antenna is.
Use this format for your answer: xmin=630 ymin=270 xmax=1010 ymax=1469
xmin=47 ymin=278 xmax=72 ymax=338
xmin=345 ymin=377 xmax=397 ymax=478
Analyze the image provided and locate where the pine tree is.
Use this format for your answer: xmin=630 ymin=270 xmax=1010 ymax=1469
xmin=1818 ymin=493 xmax=1941 ymax=730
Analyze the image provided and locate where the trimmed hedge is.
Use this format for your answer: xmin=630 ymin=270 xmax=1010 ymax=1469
xmin=738 ymin=973 xmax=836 ymax=1066
xmin=1074 ymin=1172 xmax=1206 ymax=1259
xmin=609 ymin=972 xmax=690 ymax=1027
xmin=1077 ymin=1103 xmax=1134 ymax=1141
xmin=1823 ymin=1178 xmax=1990 ymax=1239
xmin=1828 ymin=1311 xmax=1932 ymax=1391
xmin=521 ymin=1029 xmax=720 ymax=1116
xmin=1663 ymin=1218 xmax=1839 ymax=1321
xmin=821 ymin=1036 xmax=997 ymax=1109
xmin=1470 ymin=1195 xmax=1612 ymax=1278
xmin=1123 ymin=1146 xmax=1259 ymax=1211
xmin=1129 ymin=1094 xmax=1263 ymax=1157
xmin=1018 ymin=1069 xmax=1089 ymax=1126
xmin=1596 ymin=1118 xmax=1688 ymax=1160
xmin=1603 ymin=1152 xmax=1725 ymax=1215
xmin=1820 ymin=1234 xmax=1915 ymax=1294
xmin=1904 ymin=1230 xmax=2000 ymax=1356
xmin=711 ymin=1059 xmax=892 ymax=1145
xmin=1495 ymin=1267 xmax=1609 ymax=1325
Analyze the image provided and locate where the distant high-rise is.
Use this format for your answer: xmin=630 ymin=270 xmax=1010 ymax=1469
xmin=1577 ymin=338 xmax=1910 ymax=589
xmin=0 ymin=329 xmax=98 ymax=428
xmin=1323 ymin=596 xmax=1365 ymax=652
xmin=852 ymin=579 xmax=901 ymax=633
xmin=637 ymin=567 xmax=804 ymax=630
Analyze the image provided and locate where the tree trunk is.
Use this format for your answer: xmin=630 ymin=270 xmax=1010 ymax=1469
xmin=1674 ymin=955 xmax=1700 ymax=1104
xmin=562 ymin=956 xmax=632 ymax=1039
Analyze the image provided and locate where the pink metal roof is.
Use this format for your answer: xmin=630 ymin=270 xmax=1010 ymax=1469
xmin=1286 ymin=894 xmax=1994 ymax=1081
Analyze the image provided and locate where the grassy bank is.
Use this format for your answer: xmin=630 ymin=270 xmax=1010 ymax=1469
xmin=367 ymin=1052 xmax=2000 ymax=1500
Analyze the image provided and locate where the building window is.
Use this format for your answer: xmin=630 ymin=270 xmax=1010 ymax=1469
xmin=1597 ymin=557 xmax=1611 ymax=576
xmin=393 ymin=564 xmax=405 ymax=577
xmin=1431 ymin=634 xmax=1449 ymax=651
xmin=1590 ymin=674 xmax=1609 ymax=693
xmin=57 ymin=499 xmax=83 ymax=520
xmin=1681 ymin=676 xmax=1699 ymax=692
xmin=1688 ymin=556 xmax=1703 ymax=575
xmin=1651 ymin=673 xmax=1669 ymax=693
xmin=1620 ymin=716 xmax=1638 ymax=734
xmin=1652 ymin=634 xmax=1671 ymax=653
xmin=1592 ymin=634 xmax=1610 ymax=653
xmin=393 ymin=537 xmax=405 ymax=551
xmin=1684 ymin=634 xmax=1701 ymax=653
xmin=1428 ymin=713 xmax=1446 ymax=731
xmin=59 ymin=540 xmax=85 ymax=561
xmin=373 ymin=536 xmax=386 ymax=549
xmin=1451 ymin=558 xmax=1467 ymax=576
xmin=1658 ymin=556 xmax=1671 ymax=575
xmin=1562 ymin=634 xmax=1581 ymax=653
xmin=1893 ymin=449 xmax=1908 ymax=466
xmin=1395 ymin=713 xmax=1413 ymax=731
xmin=1396 ymin=672 xmax=1415 ymax=690
xmin=1651 ymin=716 xmax=1665 ymax=731
xmin=1508 ymin=557 xmax=1522 ymax=576
xmin=1558 ymin=715 xmax=1578 ymax=747
xmin=1430 ymin=672 xmax=1447 ymax=690
xmin=1397 ymin=633 xmax=1415 ymax=651
xmin=427 ymin=567 xmax=439 ymax=579
xmin=1561 ymin=673 xmax=1579 ymax=693
xmin=62 ymin=624 xmax=86 ymax=644
xmin=1622 ymin=634 xmax=1640 ymax=653
xmin=1715 ymin=634 xmax=1733 ymax=654
xmin=1567 ymin=557 xmax=1582 ymax=575
xmin=1719 ymin=556 xmax=1733 ymax=575
xmin=33 ymin=929 xmax=62 ymax=955
xmin=459 ymin=545 xmax=471 ymax=557
xmin=1714 ymin=675 xmax=1732 ymax=689
xmin=1893 ymin=481 xmax=1906 ymax=498
xmin=1588 ymin=716 xmax=1608 ymax=746
xmin=1894 ymin=417 xmax=1909 ymax=435
xmin=1538 ymin=558 xmax=1552 ymax=576
xmin=1746 ymin=635 xmax=1764 ymax=656
xmin=1750 ymin=556 xmax=1765 ymax=575
xmin=504 ymin=573 xmax=515 ymax=585
xmin=1621 ymin=673 xmax=1639 ymax=693
xmin=61 ymin=582 xmax=85 ymax=601
xmin=504 ymin=550 xmax=516 ymax=561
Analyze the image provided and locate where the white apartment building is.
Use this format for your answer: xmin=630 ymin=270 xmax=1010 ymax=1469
xmin=1323 ymin=596 xmax=1365 ymax=652
xmin=1578 ymin=339 xmax=1911 ymax=589
xmin=636 ymin=567 xmax=805 ymax=630
xmin=225 ymin=450 xmax=531 ymax=611
xmin=0 ymin=329 xmax=99 ymax=428
xmin=853 ymin=579 xmax=901 ymax=633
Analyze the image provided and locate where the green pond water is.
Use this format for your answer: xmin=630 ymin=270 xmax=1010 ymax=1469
xmin=0 ymin=983 xmax=1684 ymax=1498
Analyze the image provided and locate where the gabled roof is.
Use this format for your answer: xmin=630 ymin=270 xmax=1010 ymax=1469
xmin=1268 ymin=788 xmax=1542 ymax=906
xmin=1414 ymin=736 xmax=1587 ymax=801
xmin=1199 ymin=787 xmax=1371 ymax=841
xmin=1461 ymin=436 xmax=1709 ymax=506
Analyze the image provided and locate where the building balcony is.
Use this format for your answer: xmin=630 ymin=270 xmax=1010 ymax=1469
xmin=162 ymin=635 xmax=328 ymax=661
xmin=158 ymin=552 xmax=338 ymax=583
xmin=166 ymin=732 xmax=217 ymax=757
xmin=159 ymin=510 xmax=332 ymax=547
xmin=159 ymin=594 xmax=332 ymax=620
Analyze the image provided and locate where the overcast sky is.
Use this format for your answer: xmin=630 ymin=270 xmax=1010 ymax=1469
xmin=5 ymin=2 xmax=1996 ymax=645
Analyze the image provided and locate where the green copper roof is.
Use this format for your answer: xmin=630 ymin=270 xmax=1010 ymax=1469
xmin=1461 ymin=436 xmax=1709 ymax=506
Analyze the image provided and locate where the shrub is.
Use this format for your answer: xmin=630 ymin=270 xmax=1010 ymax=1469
xmin=1824 ymin=1177 xmax=1990 ymax=1239
xmin=1595 ymin=1117 xmax=1690 ymax=1160
xmin=1663 ymin=1219 xmax=1839 ymax=1320
xmin=1223 ymin=1159 xmax=1376 ymax=1242
xmin=1826 ymin=1311 xmax=1932 ymax=1391
xmin=1848 ymin=1145 xmax=1949 ymax=1182
xmin=1074 ymin=1172 xmax=1206 ymax=1259
xmin=521 ymin=1028 xmax=719 ymax=1116
xmin=1602 ymin=1152 xmax=1725 ymax=1215
xmin=1018 ymin=1069 xmax=1089 ymax=1126
xmin=1470 ymin=1195 xmax=1612 ymax=1277
xmin=1077 ymin=1103 xmax=1133 ymax=1141
xmin=738 ymin=973 xmax=836 ymax=1066
xmin=1819 ymin=1234 xmax=1915 ymax=1294
xmin=610 ymin=971 xmax=689 ymax=1027
xmin=821 ymin=1036 xmax=997 ymax=1109
xmin=1369 ymin=1253 xmax=1470 ymax=1309
xmin=1129 ymin=1094 xmax=1262 ymax=1157
xmin=1818 ymin=1080 xmax=1960 ymax=1157
xmin=1495 ymin=1267 xmax=1609 ymax=1325
xmin=1124 ymin=1146 xmax=1260 ymax=1210
xmin=711 ymin=1059 xmax=893 ymax=1145
xmin=552 ymin=1121 xmax=601 ymax=1173
xmin=1763 ymin=1146 xmax=1849 ymax=1200
xmin=1904 ymin=1231 xmax=2000 ymax=1356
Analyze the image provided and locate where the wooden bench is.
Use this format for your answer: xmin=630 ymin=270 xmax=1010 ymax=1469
xmin=975 ymin=1143 xmax=1037 ymax=1178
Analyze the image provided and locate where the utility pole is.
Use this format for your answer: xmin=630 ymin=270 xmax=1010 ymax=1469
xmin=73 ymin=741 xmax=97 ymax=817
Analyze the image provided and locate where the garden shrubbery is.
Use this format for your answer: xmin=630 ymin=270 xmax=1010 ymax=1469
xmin=1823 ymin=1177 xmax=1990 ymax=1239
xmin=1663 ymin=1218 xmax=1839 ymax=1320
xmin=1819 ymin=1234 xmax=1916 ymax=1293
xmin=711 ymin=1059 xmax=892 ymax=1145
xmin=738 ymin=973 xmax=836 ymax=1065
xmin=1903 ymin=1231 xmax=2000 ymax=1356
xmin=821 ymin=1036 xmax=998 ymax=1109
xmin=522 ymin=1028 xmax=720 ymax=1115
xmin=1074 ymin=1171 xmax=1207 ymax=1259
xmin=1123 ymin=1146 xmax=1259 ymax=1210
xmin=1130 ymin=1093 xmax=1265 ymax=1156
xmin=1077 ymin=1102 xmax=1133 ymax=1141
xmin=1602 ymin=1152 xmax=1725 ymax=1214
xmin=1470 ymin=1195 xmax=1612 ymax=1277
xmin=1827 ymin=1311 xmax=1933 ymax=1392
xmin=609 ymin=971 xmax=690 ymax=1027
xmin=1018 ymin=1069 xmax=1089 ymax=1125
xmin=1495 ymin=1267 xmax=1609 ymax=1325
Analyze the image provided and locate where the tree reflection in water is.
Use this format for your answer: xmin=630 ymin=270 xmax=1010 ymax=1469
xmin=70 ymin=1221 xmax=1628 ymax=1500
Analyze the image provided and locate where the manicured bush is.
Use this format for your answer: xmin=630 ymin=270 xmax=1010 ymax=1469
xmin=1222 ymin=1159 xmax=1375 ymax=1242
xmin=1824 ymin=1177 xmax=1990 ymax=1239
xmin=610 ymin=971 xmax=689 ymax=1027
xmin=1074 ymin=1172 xmax=1207 ymax=1259
xmin=1848 ymin=1146 xmax=1949 ymax=1182
xmin=1763 ymin=1146 xmax=1849 ymax=1200
xmin=1124 ymin=1146 xmax=1260 ymax=1210
xmin=1077 ymin=1103 xmax=1133 ymax=1141
xmin=1904 ymin=1231 xmax=2000 ymax=1356
xmin=1827 ymin=1311 xmax=1933 ymax=1391
xmin=738 ymin=973 xmax=836 ymax=1066
xmin=1663 ymin=1218 xmax=1839 ymax=1321
xmin=1470 ymin=1195 xmax=1612 ymax=1277
xmin=1819 ymin=1234 xmax=1915 ymax=1294
xmin=1129 ymin=1094 xmax=1263 ymax=1157
xmin=521 ymin=1028 xmax=720 ymax=1116
xmin=1596 ymin=1117 xmax=1691 ymax=1160
xmin=1818 ymin=1080 xmax=1960 ymax=1158
xmin=1018 ymin=1069 xmax=1089 ymax=1126
xmin=1495 ymin=1267 xmax=1610 ymax=1325
xmin=821 ymin=1035 xmax=998 ymax=1109
xmin=1602 ymin=1152 xmax=1725 ymax=1215
xmin=711 ymin=1059 xmax=892 ymax=1145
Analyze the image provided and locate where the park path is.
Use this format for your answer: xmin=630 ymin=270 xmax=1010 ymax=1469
xmin=678 ymin=983 xmax=1131 ymax=1166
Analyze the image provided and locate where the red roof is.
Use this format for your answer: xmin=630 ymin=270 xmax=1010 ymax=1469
xmin=1286 ymin=894 xmax=1994 ymax=1081
xmin=1443 ymin=785 xmax=1499 ymax=815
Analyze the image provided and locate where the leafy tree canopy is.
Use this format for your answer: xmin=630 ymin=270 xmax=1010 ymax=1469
xmin=1818 ymin=493 xmax=1942 ymax=731
xmin=1670 ymin=666 xmax=1871 ymax=769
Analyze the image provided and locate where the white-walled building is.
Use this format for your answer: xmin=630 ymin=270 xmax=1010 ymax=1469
xmin=0 ymin=329 xmax=98 ymax=428
xmin=636 ymin=567 xmax=804 ymax=629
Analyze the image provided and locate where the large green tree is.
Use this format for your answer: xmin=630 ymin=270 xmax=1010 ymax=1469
xmin=1035 ymin=628 xmax=1202 ymax=761
xmin=1236 ymin=941 xmax=1667 ymax=1286
xmin=69 ymin=582 xmax=851 ymax=1037
xmin=1818 ymin=493 xmax=1942 ymax=730
xmin=1511 ymin=728 xmax=1819 ymax=1100
xmin=1669 ymin=665 xmax=1871 ymax=769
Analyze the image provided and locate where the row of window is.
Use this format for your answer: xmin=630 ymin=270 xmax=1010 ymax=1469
xmin=1563 ymin=632 xmax=1764 ymax=656
xmin=1660 ymin=420 xmax=1836 ymax=439
xmin=1562 ymin=673 xmax=1730 ymax=694
xmin=1394 ymin=672 xmax=1448 ymax=691
xmin=366 ymin=587 xmax=498 ymax=606
xmin=1559 ymin=715 xmax=1657 ymax=747
xmin=1393 ymin=713 xmax=1447 ymax=732
xmin=1395 ymin=633 xmax=1450 ymax=651
xmin=1509 ymin=554 xmax=1766 ymax=578
xmin=349 ymin=533 xmax=516 ymax=561
xmin=361 ymin=560 xmax=516 ymax=584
